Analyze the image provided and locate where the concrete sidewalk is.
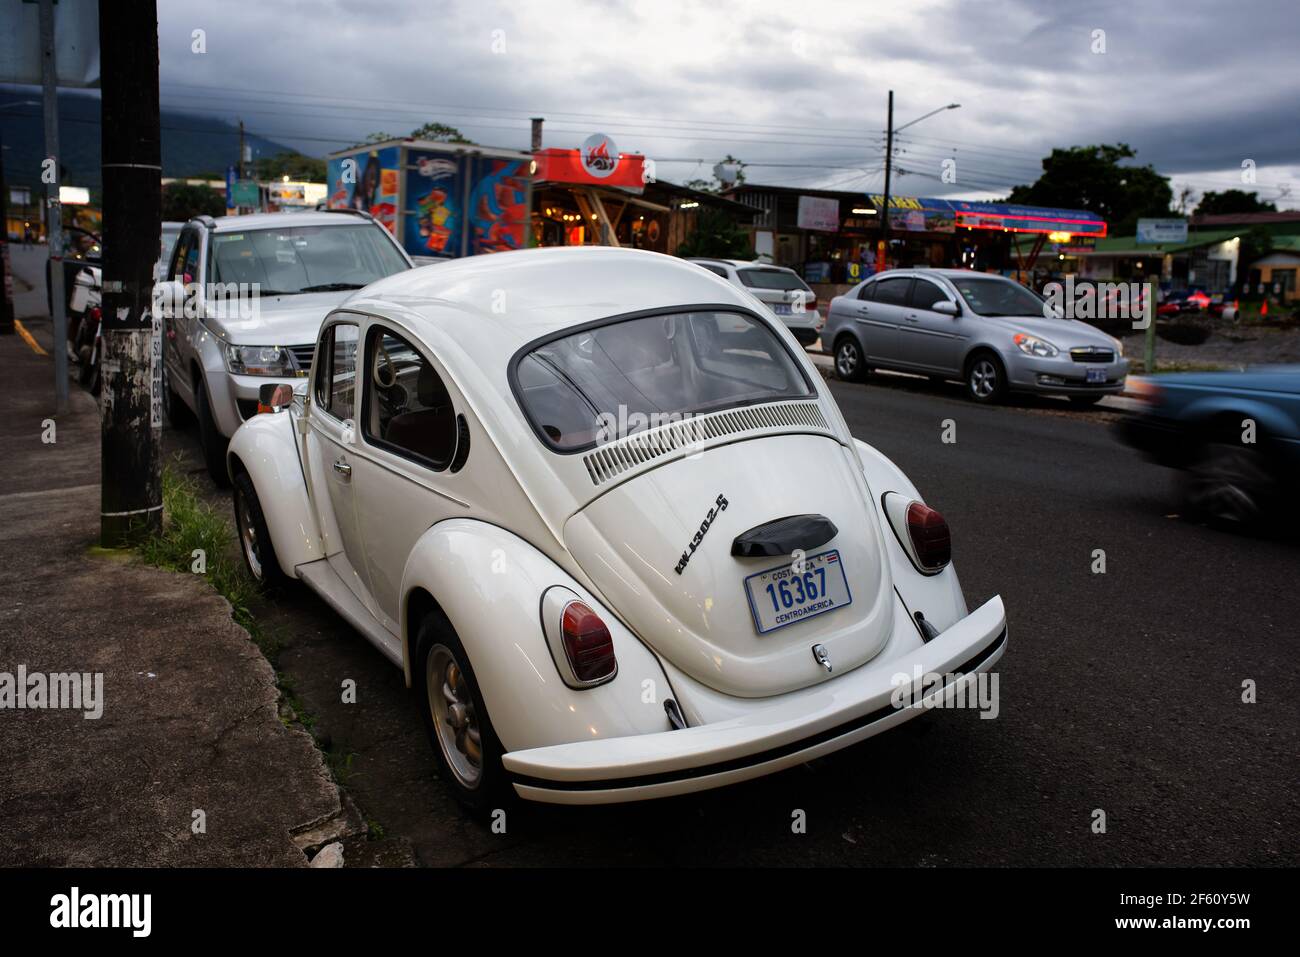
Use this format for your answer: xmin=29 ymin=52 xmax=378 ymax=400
xmin=0 ymin=325 xmax=351 ymax=866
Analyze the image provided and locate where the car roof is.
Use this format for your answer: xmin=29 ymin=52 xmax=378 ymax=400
xmin=203 ymin=211 xmax=375 ymax=232
xmin=868 ymin=267 xmax=1007 ymax=280
xmin=689 ymin=257 xmax=789 ymax=270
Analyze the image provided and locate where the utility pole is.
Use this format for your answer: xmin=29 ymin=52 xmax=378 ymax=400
xmin=39 ymin=0 xmax=69 ymax=411
xmin=0 ymin=121 xmax=13 ymax=335
xmin=99 ymin=0 xmax=162 ymax=546
xmin=880 ymin=90 xmax=893 ymax=273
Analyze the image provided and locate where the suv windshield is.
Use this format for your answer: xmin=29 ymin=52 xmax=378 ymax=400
xmin=514 ymin=310 xmax=813 ymax=451
xmin=948 ymin=275 xmax=1047 ymax=317
xmin=737 ymin=267 xmax=810 ymax=292
xmin=208 ymin=223 xmax=407 ymax=294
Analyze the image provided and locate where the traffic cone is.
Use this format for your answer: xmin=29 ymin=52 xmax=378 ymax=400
xmin=1261 ymin=299 xmax=1269 ymax=317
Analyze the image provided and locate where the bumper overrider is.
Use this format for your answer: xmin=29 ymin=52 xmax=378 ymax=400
xmin=504 ymin=596 xmax=1007 ymax=804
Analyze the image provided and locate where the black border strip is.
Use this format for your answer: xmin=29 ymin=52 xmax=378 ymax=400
xmin=510 ymin=626 xmax=1007 ymax=793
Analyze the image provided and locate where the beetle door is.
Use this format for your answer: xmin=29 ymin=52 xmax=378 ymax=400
xmin=305 ymin=320 xmax=380 ymax=611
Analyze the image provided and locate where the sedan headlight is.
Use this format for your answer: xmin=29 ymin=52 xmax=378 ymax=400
xmin=225 ymin=344 xmax=296 ymax=377
xmin=1013 ymin=333 xmax=1059 ymax=358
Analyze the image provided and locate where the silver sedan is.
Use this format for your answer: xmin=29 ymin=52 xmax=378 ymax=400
xmin=823 ymin=268 xmax=1128 ymax=405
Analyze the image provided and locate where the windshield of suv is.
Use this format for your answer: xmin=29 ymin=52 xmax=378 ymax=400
xmin=208 ymin=223 xmax=408 ymax=294
xmin=514 ymin=310 xmax=813 ymax=451
xmin=737 ymin=267 xmax=811 ymax=293
xmin=948 ymin=275 xmax=1048 ymax=317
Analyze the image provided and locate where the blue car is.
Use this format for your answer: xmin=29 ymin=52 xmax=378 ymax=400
xmin=1117 ymin=367 xmax=1300 ymax=529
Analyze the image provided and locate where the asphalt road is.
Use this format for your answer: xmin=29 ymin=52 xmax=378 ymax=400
xmin=159 ymin=370 xmax=1298 ymax=867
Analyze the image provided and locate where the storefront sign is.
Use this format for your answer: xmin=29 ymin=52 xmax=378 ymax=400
xmin=532 ymin=147 xmax=646 ymax=192
xmin=868 ymin=195 xmax=955 ymax=233
xmin=1136 ymin=218 xmax=1188 ymax=244
xmin=796 ymin=195 xmax=840 ymax=232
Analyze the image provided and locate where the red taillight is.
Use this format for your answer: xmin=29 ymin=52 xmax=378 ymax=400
xmin=87 ymin=305 xmax=101 ymax=322
xmin=906 ymin=502 xmax=951 ymax=570
xmin=560 ymin=601 xmax=617 ymax=683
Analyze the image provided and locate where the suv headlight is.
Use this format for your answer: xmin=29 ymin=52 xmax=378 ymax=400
xmin=1013 ymin=333 xmax=1059 ymax=358
xmin=225 ymin=344 xmax=296 ymax=377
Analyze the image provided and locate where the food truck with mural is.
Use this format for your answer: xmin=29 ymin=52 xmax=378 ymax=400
xmin=326 ymin=139 xmax=533 ymax=261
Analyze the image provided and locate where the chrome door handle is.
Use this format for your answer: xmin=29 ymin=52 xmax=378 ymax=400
xmin=333 ymin=459 xmax=352 ymax=478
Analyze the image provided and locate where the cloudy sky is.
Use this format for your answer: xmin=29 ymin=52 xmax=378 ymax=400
xmin=157 ymin=0 xmax=1299 ymax=208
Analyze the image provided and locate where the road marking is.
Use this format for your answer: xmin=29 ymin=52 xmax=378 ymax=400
xmin=14 ymin=320 xmax=48 ymax=356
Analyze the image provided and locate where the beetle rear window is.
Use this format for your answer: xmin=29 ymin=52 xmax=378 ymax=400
xmin=514 ymin=311 xmax=813 ymax=452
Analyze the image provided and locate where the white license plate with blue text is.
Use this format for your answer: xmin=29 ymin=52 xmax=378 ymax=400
xmin=773 ymin=303 xmax=793 ymax=315
xmin=1086 ymin=368 xmax=1107 ymax=383
xmin=744 ymin=549 xmax=853 ymax=635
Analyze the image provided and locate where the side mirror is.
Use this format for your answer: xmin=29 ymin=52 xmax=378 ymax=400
xmin=932 ymin=300 xmax=960 ymax=317
xmin=257 ymin=382 xmax=295 ymax=414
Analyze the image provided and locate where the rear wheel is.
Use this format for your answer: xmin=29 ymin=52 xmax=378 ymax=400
xmin=232 ymin=471 xmax=286 ymax=586
xmin=834 ymin=336 xmax=866 ymax=382
xmin=1183 ymin=441 xmax=1276 ymax=531
xmin=415 ymin=613 xmax=508 ymax=813
xmin=966 ymin=352 xmax=1007 ymax=404
xmin=196 ymin=377 xmax=230 ymax=487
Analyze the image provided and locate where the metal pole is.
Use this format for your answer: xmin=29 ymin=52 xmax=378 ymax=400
xmin=880 ymin=90 xmax=893 ymax=272
xmin=39 ymin=0 xmax=68 ymax=411
xmin=0 ymin=121 xmax=14 ymax=334
xmin=99 ymin=0 xmax=162 ymax=546
xmin=1144 ymin=272 xmax=1158 ymax=375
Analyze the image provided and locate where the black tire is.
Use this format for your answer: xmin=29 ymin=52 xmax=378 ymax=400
xmin=1069 ymin=394 xmax=1104 ymax=406
xmin=76 ymin=342 xmax=95 ymax=387
xmin=195 ymin=377 xmax=230 ymax=487
xmin=965 ymin=351 xmax=1007 ymax=404
xmin=833 ymin=335 xmax=867 ymax=383
xmin=232 ymin=471 xmax=287 ymax=587
xmin=414 ymin=611 xmax=508 ymax=813
xmin=1182 ymin=440 xmax=1277 ymax=532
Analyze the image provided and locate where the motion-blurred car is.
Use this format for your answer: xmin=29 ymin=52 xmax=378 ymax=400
xmin=688 ymin=258 xmax=822 ymax=345
xmin=1117 ymin=367 xmax=1300 ymax=529
xmin=824 ymin=269 xmax=1128 ymax=405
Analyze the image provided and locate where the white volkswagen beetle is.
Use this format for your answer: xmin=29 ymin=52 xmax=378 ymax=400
xmin=227 ymin=246 xmax=1008 ymax=809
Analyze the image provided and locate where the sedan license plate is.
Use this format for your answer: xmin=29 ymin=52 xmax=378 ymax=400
xmin=744 ymin=549 xmax=852 ymax=635
xmin=1086 ymin=368 xmax=1107 ymax=383
xmin=773 ymin=303 xmax=793 ymax=315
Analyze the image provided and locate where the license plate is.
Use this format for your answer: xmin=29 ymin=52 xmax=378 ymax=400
xmin=773 ymin=303 xmax=792 ymax=315
xmin=1086 ymin=368 xmax=1107 ymax=383
xmin=743 ymin=549 xmax=853 ymax=635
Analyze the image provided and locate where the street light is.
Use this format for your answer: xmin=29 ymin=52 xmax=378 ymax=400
xmin=880 ymin=94 xmax=961 ymax=270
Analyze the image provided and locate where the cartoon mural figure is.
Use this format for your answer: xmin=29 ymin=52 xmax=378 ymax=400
xmin=469 ymin=160 xmax=530 ymax=254
xmin=415 ymin=187 xmax=454 ymax=253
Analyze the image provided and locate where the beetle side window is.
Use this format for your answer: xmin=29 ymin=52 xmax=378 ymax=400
xmin=314 ymin=323 xmax=359 ymax=422
xmin=362 ymin=327 xmax=459 ymax=469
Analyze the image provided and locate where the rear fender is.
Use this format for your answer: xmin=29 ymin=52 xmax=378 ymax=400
xmin=226 ymin=411 xmax=323 ymax=577
xmin=400 ymin=519 xmax=676 ymax=753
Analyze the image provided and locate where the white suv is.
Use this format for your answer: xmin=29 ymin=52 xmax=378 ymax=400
xmin=688 ymin=258 xmax=822 ymax=346
xmin=159 ymin=209 xmax=413 ymax=482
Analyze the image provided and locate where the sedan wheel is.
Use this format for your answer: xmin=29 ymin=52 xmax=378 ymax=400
xmin=967 ymin=355 xmax=1005 ymax=403
xmin=426 ymin=644 xmax=484 ymax=790
xmin=834 ymin=338 xmax=865 ymax=382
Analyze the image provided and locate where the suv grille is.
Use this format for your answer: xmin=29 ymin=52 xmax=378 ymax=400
xmin=288 ymin=344 xmax=315 ymax=372
xmin=1070 ymin=347 xmax=1114 ymax=363
xmin=581 ymin=400 xmax=831 ymax=487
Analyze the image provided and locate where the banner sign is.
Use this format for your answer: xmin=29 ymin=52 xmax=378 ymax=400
xmin=867 ymin=195 xmax=1106 ymax=237
xmin=796 ymin=195 xmax=840 ymax=232
xmin=1136 ymin=218 xmax=1188 ymax=244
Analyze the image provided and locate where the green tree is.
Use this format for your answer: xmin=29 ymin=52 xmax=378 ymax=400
xmin=409 ymin=122 xmax=474 ymax=144
xmin=251 ymin=150 xmax=326 ymax=182
xmin=162 ymin=182 xmax=226 ymax=221
xmin=1008 ymin=144 xmax=1172 ymax=235
xmin=676 ymin=206 xmax=753 ymax=259
xmin=1194 ymin=189 xmax=1277 ymax=216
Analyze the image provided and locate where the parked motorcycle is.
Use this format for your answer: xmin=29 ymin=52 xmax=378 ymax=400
xmin=68 ymin=263 xmax=103 ymax=394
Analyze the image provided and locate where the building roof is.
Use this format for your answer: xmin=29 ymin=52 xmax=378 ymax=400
xmin=1078 ymin=229 xmax=1241 ymax=257
xmin=1191 ymin=210 xmax=1300 ymax=228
